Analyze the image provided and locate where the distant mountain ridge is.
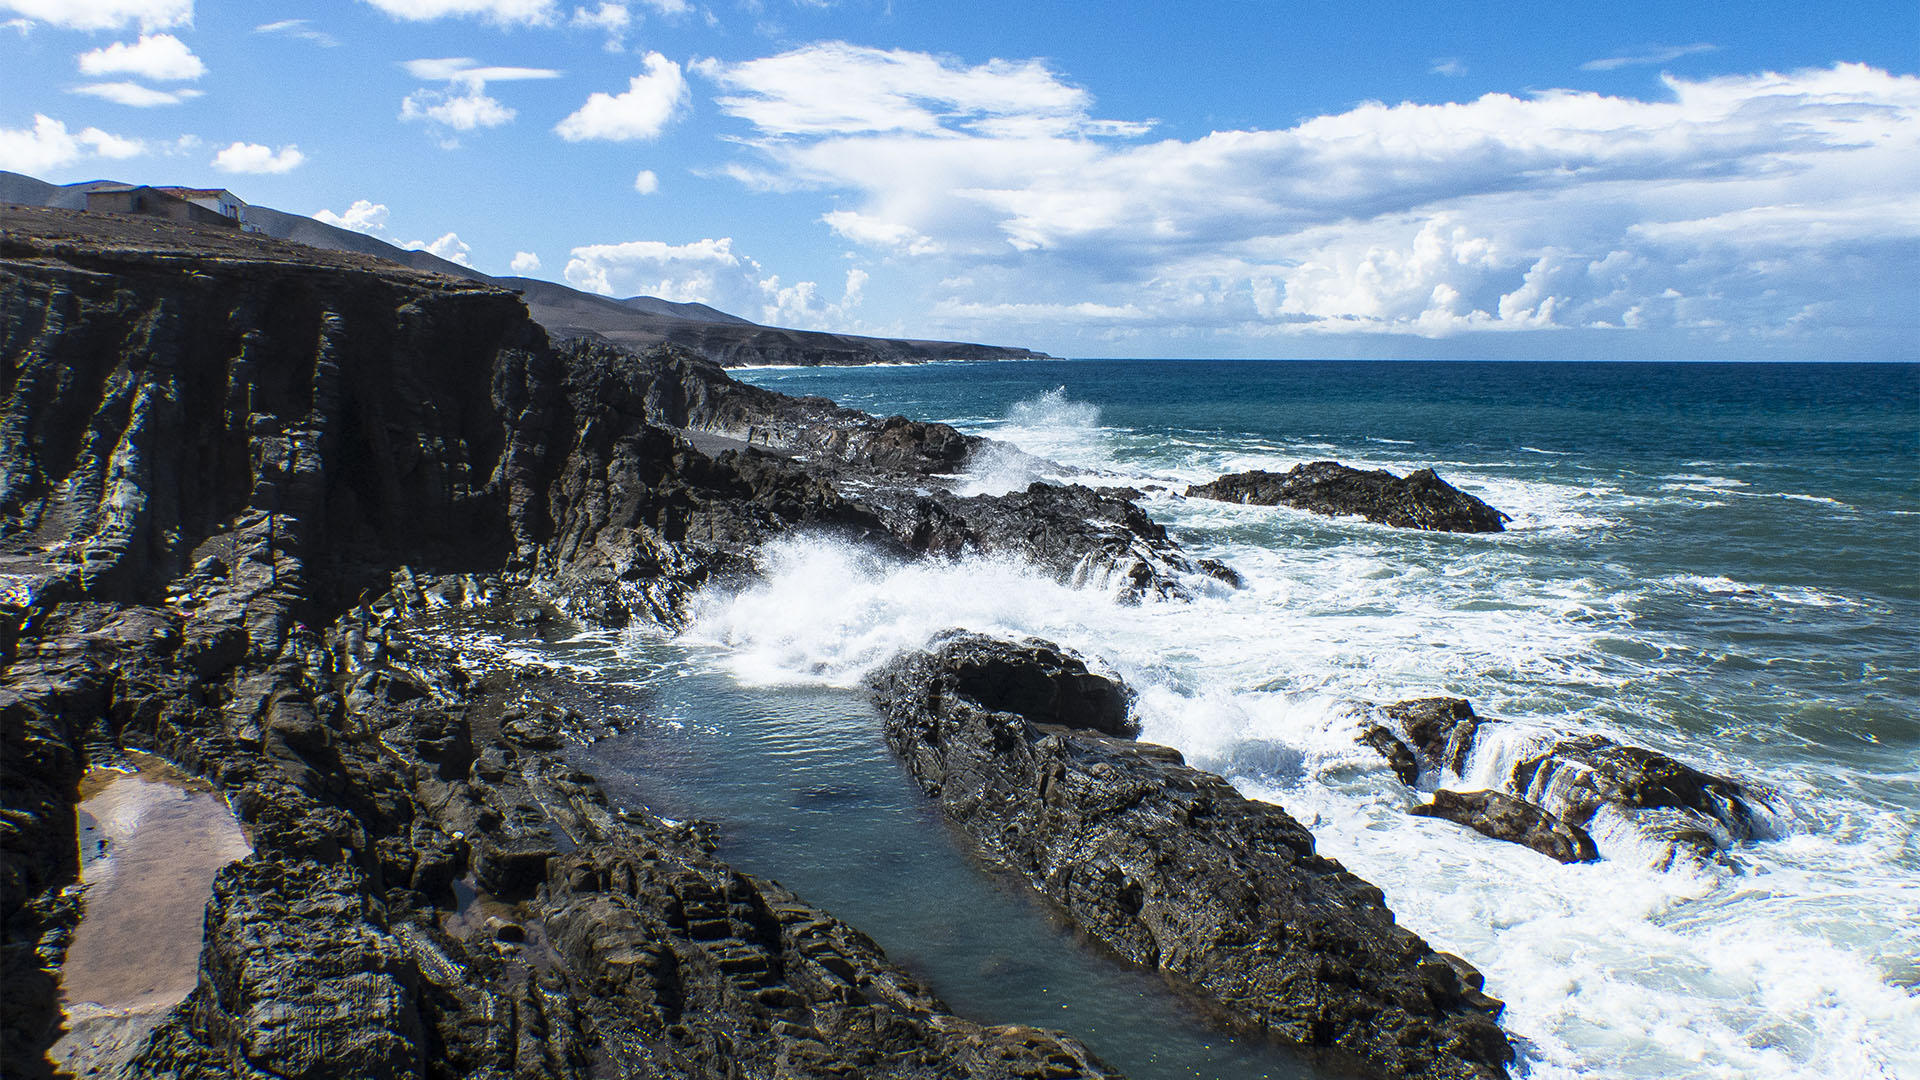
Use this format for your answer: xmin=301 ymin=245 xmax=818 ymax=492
xmin=0 ymin=171 xmax=1052 ymax=367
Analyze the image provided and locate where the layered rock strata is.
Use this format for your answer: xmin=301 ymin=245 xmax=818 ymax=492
xmin=1186 ymin=462 xmax=1509 ymax=533
xmin=868 ymin=632 xmax=1514 ymax=1080
xmin=1 ymin=207 xmax=1121 ymax=1078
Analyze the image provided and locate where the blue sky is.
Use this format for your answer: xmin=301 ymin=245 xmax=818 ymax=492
xmin=3 ymin=0 xmax=1916 ymax=360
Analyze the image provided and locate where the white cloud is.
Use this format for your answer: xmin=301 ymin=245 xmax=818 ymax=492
xmin=555 ymin=52 xmax=688 ymax=141
xmin=0 ymin=114 xmax=145 ymax=172
xmin=211 ymin=141 xmax=304 ymax=173
xmin=402 ymin=88 xmax=515 ymax=131
xmin=703 ymin=53 xmax=1920 ymax=352
xmin=314 ymin=200 xmax=478 ymax=268
xmin=357 ymin=0 xmax=557 ymax=24
xmin=70 ymin=81 xmax=203 ymax=106
xmin=400 ymin=57 xmax=562 ymax=85
xmin=1431 ymin=58 xmax=1466 ymax=77
xmin=411 ymin=232 xmax=472 ymax=266
xmin=77 ymin=34 xmax=204 ymax=81
xmin=632 ymin=168 xmax=659 ymax=193
xmin=570 ymin=2 xmax=628 ymax=49
xmin=314 ymin=199 xmax=391 ymax=235
xmin=563 ymin=234 xmax=873 ymax=329
xmin=397 ymin=58 xmax=559 ymax=140
xmin=0 ymin=0 xmax=189 ymax=31
xmin=697 ymin=42 xmax=1150 ymax=139
xmin=822 ymin=210 xmax=940 ymax=255
xmin=254 ymin=18 xmax=338 ymax=46
xmin=1582 ymin=43 xmax=1718 ymax=72
xmin=510 ymin=250 xmax=542 ymax=272
xmin=564 ymin=236 xmax=739 ymax=297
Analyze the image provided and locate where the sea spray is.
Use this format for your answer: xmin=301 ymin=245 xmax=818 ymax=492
xmin=664 ymin=360 xmax=1920 ymax=1080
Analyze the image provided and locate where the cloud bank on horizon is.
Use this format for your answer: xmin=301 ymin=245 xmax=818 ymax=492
xmin=1 ymin=0 xmax=1914 ymax=359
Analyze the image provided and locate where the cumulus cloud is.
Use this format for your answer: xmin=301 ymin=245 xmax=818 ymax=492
xmin=702 ymin=51 xmax=1920 ymax=352
xmin=70 ymin=81 xmax=202 ymax=106
xmin=357 ymin=0 xmax=558 ymax=24
xmin=0 ymin=0 xmax=190 ymax=31
xmin=1582 ymin=43 xmax=1718 ymax=72
xmin=632 ymin=168 xmax=659 ymax=193
xmin=510 ymin=250 xmax=542 ymax=272
xmin=414 ymin=232 xmax=472 ymax=266
xmin=211 ymin=141 xmax=304 ymax=173
xmin=570 ymin=2 xmax=628 ymax=49
xmin=0 ymin=114 xmax=146 ymax=172
xmin=313 ymin=200 xmax=479 ymax=268
xmin=399 ymin=57 xmax=560 ymax=141
xmin=563 ymin=235 xmax=869 ymax=329
xmin=402 ymin=88 xmax=515 ymax=131
xmin=77 ymin=33 xmax=205 ymax=81
xmin=314 ymin=199 xmax=391 ymax=235
xmin=254 ymin=18 xmax=339 ymax=46
xmin=555 ymin=52 xmax=688 ymax=141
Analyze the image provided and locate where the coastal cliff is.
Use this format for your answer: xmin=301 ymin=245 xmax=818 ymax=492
xmin=1 ymin=206 xmax=1512 ymax=1079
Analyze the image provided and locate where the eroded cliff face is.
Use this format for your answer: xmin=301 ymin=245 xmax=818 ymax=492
xmin=0 ymin=208 xmax=1122 ymax=1080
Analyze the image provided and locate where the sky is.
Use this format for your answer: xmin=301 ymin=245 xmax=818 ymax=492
xmin=2 ymin=0 xmax=1916 ymax=360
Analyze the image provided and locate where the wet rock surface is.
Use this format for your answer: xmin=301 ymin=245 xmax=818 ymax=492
xmin=868 ymin=632 xmax=1514 ymax=1080
xmin=1 ymin=208 xmax=1122 ymax=1079
xmin=1409 ymin=790 xmax=1597 ymax=865
xmin=1360 ymin=697 xmax=1766 ymax=863
xmin=1187 ymin=462 xmax=1509 ymax=533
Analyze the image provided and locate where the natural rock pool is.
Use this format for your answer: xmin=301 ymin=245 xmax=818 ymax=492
xmin=51 ymin=758 xmax=250 ymax=1076
xmin=538 ymin=629 xmax=1319 ymax=1080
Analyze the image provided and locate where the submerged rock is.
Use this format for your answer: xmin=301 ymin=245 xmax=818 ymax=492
xmin=1359 ymin=696 xmax=1768 ymax=864
xmin=1411 ymin=789 xmax=1598 ymax=865
xmin=1186 ymin=461 xmax=1509 ymax=533
xmin=869 ymin=631 xmax=1514 ymax=1080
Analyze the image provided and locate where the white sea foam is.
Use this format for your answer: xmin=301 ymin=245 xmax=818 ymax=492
xmin=666 ymin=514 xmax=1917 ymax=1080
xmin=1661 ymin=574 xmax=1861 ymax=609
xmin=655 ymin=383 xmax=1920 ymax=1080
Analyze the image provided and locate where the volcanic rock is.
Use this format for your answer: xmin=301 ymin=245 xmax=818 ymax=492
xmin=1186 ymin=461 xmax=1509 ymax=533
xmin=1410 ymin=789 xmax=1598 ymax=864
xmin=1358 ymin=696 xmax=1768 ymax=863
xmin=1 ymin=207 xmax=1121 ymax=1079
xmin=869 ymin=631 xmax=1514 ymax=1080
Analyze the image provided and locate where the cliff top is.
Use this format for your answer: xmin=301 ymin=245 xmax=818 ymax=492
xmin=0 ymin=204 xmax=500 ymax=296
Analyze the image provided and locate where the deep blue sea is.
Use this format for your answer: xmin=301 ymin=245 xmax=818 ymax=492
xmin=549 ymin=360 xmax=1918 ymax=1080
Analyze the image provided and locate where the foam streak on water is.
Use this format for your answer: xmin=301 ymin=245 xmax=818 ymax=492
xmin=668 ymin=361 xmax=1920 ymax=1080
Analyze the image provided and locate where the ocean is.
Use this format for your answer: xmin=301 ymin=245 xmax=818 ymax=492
xmin=553 ymin=359 xmax=1918 ymax=1079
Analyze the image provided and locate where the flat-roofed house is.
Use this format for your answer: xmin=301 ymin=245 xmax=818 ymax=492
xmin=83 ymin=185 xmax=242 ymax=228
xmin=155 ymin=187 xmax=247 ymax=225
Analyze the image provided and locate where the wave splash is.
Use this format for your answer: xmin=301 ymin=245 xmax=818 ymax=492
xmin=674 ymin=525 xmax=1919 ymax=1080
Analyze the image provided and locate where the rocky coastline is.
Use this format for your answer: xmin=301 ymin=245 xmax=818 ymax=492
xmin=4 ymin=204 xmax=1531 ymax=1078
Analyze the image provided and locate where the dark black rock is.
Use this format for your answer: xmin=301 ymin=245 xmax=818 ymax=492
xmin=869 ymin=632 xmax=1513 ymax=1080
xmin=864 ymin=482 xmax=1232 ymax=601
xmin=1359 ymin=697 xmax=1768 ymax=863
xmin=1186 ymin=462 xmax=1510 ymax=533
xmin=1411 ymin=790 xmax=1598 ymax=864
xmin=0 ymin=209 xmax=1120 ymax=1080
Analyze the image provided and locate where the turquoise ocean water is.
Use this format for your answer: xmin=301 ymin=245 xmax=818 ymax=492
xmin=551 ymin=360 xmax=1917 ymax=1080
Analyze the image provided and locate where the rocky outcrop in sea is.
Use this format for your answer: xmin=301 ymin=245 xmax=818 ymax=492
xmin=867 ymin=632 xmax=1514 ymax=1080
xmin=1358 ymin=697 xmax=1771 ymax=866
xmin=1187 ymin=461 xmax=1510 ymax=533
